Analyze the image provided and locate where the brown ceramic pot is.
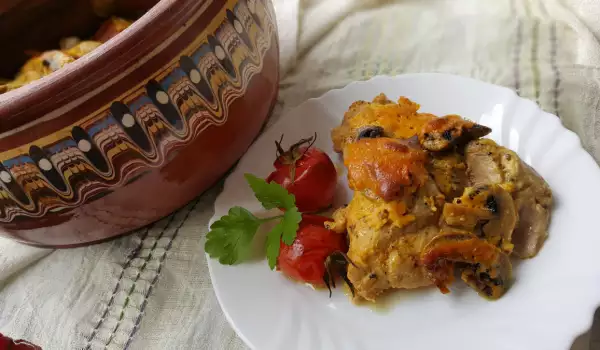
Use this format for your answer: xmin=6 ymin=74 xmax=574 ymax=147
xmin=0 ymin=0 xmax=280 ymax=247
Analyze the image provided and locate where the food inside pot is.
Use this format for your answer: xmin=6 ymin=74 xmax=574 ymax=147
xmin=0 ymin=0 xmax=156 ymax=94
xmin=0 ymin=17 xmax=133 ymax=94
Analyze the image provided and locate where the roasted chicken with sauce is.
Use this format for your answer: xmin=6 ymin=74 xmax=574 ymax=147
xmin=328 ymin=94 xmax=552 ymax=302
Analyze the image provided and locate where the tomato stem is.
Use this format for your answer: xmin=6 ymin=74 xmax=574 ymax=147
xmin=274 ymin=133 xmax=319 ymax=183
xmin=323 ymin=251 xmax=357 ymax=298
xmin=274 ymin=134 xmax=286 ymax=160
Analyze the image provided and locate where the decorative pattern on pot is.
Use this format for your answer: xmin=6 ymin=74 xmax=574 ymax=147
xmin=0 ymin=0 xmax=277 ymax=223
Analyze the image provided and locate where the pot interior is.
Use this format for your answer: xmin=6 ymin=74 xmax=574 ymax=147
xmin=0 ymin=0 xmax=158 ymax=79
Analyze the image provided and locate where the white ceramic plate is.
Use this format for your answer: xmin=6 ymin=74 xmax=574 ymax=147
xmin=207 ymin=73 xmax=600 ymax=350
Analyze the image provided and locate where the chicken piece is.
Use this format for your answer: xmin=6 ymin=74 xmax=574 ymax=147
xmin=0 ymin=16 xmax=131 ymax=95
xmin=94 ymin=17 xmax=134 ymax=42
xmin=1 ymin=51 xmax=75 ymax=92
xmin=343 ymin=137 xmax=429 ymax=201
xmin=329 ymin=95 xmax=502 ymax=301
xmin=331 ymin=94 xmax=491 ymax=154
xmin=0 ymin=49 xmax=81 ymax=94
xmin=465 ymin=139 xmax=552 ymax=258
xmin=419 ymin=115 xmax=491 ymax=152
xmin=0 ymin=81 xmax=24 ymax=94
xmin=421 ymin=231 xmax=512 ymax=299
xmin=441 ymin=184 xmax=517 ymax=252
xmin=59 ymin=37 xmax=82 ymax=51
xmin=330 ymin=95 xmax=549 ymax=302
xmin=331 ymin=95 xmax=435 ymax=153
xmin=511 ymin=181 xmax=552 ymax=258
xmin=427 ymin=152 xmax=469 ymax=199
xmin=64 ymin=41 xmax=103 ymax=59
xmin=0 ymin=48 xmax=86 ymax=94
xmin=329 ymin=176 xmax=445 ymax=302
xmin=371 ymin=92 xmax=394 ymax=104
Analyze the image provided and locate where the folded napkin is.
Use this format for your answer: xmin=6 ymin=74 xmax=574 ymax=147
xmin=1 ymin=1 xmax=600 ymax=349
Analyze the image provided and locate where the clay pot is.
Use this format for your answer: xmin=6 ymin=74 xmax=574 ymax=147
xmin=0 ymin=0 xmax=280 ymax=247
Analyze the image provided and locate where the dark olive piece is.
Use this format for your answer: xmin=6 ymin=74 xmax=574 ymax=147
xmin=485 ymin=195 xmax=498 ymax=214
xmin=479 ymin=272 xmax=492 ymax=282
xmin=357 ymin=126 xmax=384 ymax=140
xmin=442 ymin=129 xmax=453 ymax=140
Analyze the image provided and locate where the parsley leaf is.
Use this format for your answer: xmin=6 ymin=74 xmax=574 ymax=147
xmin=264 ymin=208 xmax=302 ymax=269
xmin=245 ymin=173 xmax=296 ymax=209
xmin=265 ymin=221 xmax=284 ymax=269
xmin=205 ymin=207 xmax=261 ymax=265
xmin=281 ymin=207 xmax=302 ymax=245
xmin=205 ymin=174 xmax=302 ymax=268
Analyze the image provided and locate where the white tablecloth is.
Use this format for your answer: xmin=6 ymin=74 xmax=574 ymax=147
xmin=2 ymin=0 xmax=600 ymax=349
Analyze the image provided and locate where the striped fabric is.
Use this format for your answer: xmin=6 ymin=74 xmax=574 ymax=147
xmin=1 ymin=0 xmax=599 ymax=349
xmin=279 ymin=0 xmax=600 ymax=169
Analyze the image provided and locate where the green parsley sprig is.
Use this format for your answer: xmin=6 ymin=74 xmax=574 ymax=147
xmin=205 ymin=174 xmax=302 ymax=269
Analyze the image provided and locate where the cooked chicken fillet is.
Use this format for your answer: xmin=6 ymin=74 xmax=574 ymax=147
xmin=465 ymin=139 xmax=553 ymax=258
xmin=328 ymin=178 xmax=444 ymax=301
xmin=329 ymin=94 xmax=552 ymax=302
xmin=331 ymin=94 xmax=490 ymax=153
xmin=331 ymin=95 xmax=435 ymax=153
xmin=427 ymin=152 xmax=469 ymax=199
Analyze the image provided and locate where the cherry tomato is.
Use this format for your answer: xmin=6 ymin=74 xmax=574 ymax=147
xmin=266 ymin=135 xmax=337 ymax=213
xmin=0 ymin=333 xmax=41 ymax=350
xmin=277 ymin=215 xmax=347 ymax=286
xmin=298 ymin=213 xmax=331 ymax=227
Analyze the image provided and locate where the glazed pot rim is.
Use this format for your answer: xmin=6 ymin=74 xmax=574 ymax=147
xmin=0 ymin=0 xmax=195 ymax=136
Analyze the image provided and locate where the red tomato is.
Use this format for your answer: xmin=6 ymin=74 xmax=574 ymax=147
xmin=266 ymin=135 xmax=337 ymax=213
xmin=0 ymin=333 xmax=41 ymax=350
xmin=298 ymin=213 xmax=331 ymax=227
xmin=278 ymin=215 xmax=347 ymax=286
